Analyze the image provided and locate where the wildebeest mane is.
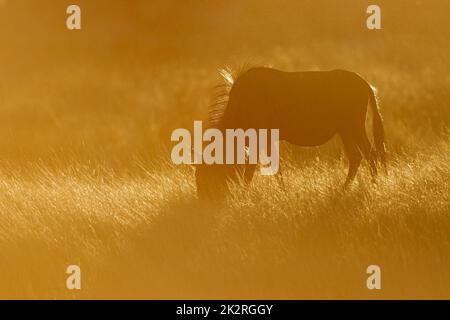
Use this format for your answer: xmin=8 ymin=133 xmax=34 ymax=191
xmin=207 ymin=64 xmax=261 ymax=128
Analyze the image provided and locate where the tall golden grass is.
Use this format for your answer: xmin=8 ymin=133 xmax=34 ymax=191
xmin=0 ymin=0 xmax=449 ymax=299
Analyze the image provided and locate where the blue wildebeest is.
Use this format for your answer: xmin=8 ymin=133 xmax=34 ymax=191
xmin=194 ymin=67 xmax=386 ymax=199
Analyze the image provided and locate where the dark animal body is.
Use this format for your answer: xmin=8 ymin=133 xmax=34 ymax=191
xmin=195 ymin=67 xmax=386 ymax=199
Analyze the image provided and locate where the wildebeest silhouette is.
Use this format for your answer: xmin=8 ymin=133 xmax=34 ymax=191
xmin=195 ymin=67 xmax=386 ymax=199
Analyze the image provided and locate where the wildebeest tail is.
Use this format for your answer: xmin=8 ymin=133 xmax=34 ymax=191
xmin=368 ymin=84 xmax=387 ymax=167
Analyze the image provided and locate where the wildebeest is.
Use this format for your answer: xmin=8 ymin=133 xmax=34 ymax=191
xmin=195 ymin=67 xmax=386 ymax=199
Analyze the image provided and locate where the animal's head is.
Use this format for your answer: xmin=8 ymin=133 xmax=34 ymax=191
xmin=193 ymin=163 xmax=229 ymax=201
xmin=193 ymin=163 xmax=245 ymax=201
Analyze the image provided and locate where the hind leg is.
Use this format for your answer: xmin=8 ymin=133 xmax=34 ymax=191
xmin=341 ymin=135 xmax=362 ymax=188
xmin=354 ymin=127 xmax=378 ymax=180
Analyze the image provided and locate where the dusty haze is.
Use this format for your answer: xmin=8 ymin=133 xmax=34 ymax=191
xmin=0 ymin=0 xmax=449 ymax=299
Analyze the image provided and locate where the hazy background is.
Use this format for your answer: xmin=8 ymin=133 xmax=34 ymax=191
xmin=0 ymin=0 xmax=448 ymax=299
